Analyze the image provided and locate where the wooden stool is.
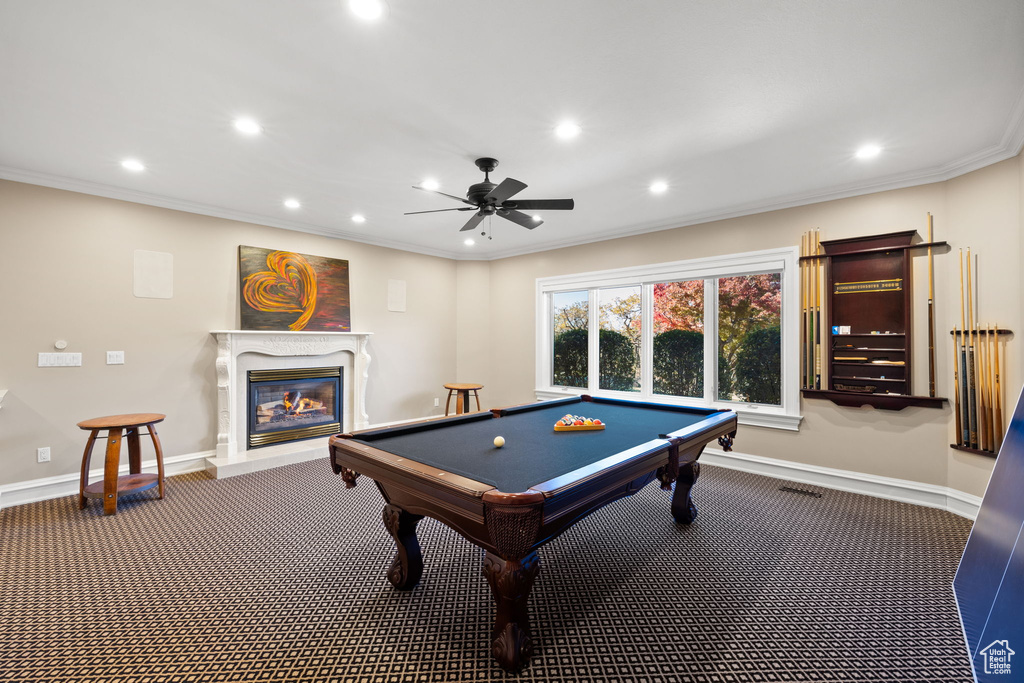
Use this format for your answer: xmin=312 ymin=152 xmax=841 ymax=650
xmin=444 ymin=383 xmax=483 ymax=416
xmin=77 ymin=413 xmax=166 ymax=515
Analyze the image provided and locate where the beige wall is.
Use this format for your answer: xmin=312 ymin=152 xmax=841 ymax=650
xmin=483 ymin=156 xmax=1023 ymax=497
xmin=455 ymin=261 xmax=492 ymax=390
xmin=1 ymin=155 xmax=1020 ymax=498
xmin=0 ymin=180 xmax=457 ymax=486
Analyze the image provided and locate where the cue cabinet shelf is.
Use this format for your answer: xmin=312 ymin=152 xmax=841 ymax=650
xmin=802 ymin=230 xmax=947 ymax=411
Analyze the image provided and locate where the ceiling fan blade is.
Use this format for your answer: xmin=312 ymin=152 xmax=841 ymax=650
xmin=485 ymin=178 xmax=528 ymax=204
xmin=404 ymin=207 xmax=475 ymax=215
xmin=502 ymin=198 xmax=574 ymax=211
xmin=459 ymin=212 xmax=485 ymax=232
xmin=500 ymin=210 xmax=542 ymax=230
xmin=412 ymin=186 xmax=476 ymax=206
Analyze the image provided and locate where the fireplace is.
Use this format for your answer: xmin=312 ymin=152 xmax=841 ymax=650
xmin=208 ymin=330 xmax=371 ymax=479
xmin=247 ymin=367 xmax=342 ymax=448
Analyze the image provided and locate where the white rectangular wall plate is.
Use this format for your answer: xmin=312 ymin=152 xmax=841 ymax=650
xmin=38 ymin=353 xmax=82 ymax=367
xmin=106 ymin=351 xmax=125 ymax=365
xmin=134 ymin=250 xmax=174 ymax=299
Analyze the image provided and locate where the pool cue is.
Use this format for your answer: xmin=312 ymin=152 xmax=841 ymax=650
xmin=927 ymin=213 xmax=936 ymax=397
xmin=807 ymin=231 xmax=815 ymax=390
xmin=959 ymin=250 xmax=972 ymax=447
xmin=985 ymin=328 xmax=994 ymax=451
xmin=966 ymin=248 xmax=978 ymax=449
xmin=801 ymin=233 xmax=807 ymax=389
xmin=994 ymin=325 xmax=1003 ymax=450
xmin=978 ymin=323 xmax=988 ymax=452
xmin=814 ymin=229 xmax=822 ymax=390
xmin=952 ymin=325 xmax=962 ymax=446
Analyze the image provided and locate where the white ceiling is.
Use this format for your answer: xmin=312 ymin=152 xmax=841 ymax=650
xmin=2 ymin=1 xmax=1023 ymax=260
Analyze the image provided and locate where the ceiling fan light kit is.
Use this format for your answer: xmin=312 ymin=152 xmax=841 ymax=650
xmin=406 ymin=157 xmax=574 ymax=233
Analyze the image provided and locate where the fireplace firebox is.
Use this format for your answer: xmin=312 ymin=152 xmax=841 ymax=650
xmin=248 ymin=367 xmax=342 ymax=448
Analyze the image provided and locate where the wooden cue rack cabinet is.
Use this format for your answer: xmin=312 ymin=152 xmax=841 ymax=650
xmin=802 ymin=230 xmax=948 ymax=410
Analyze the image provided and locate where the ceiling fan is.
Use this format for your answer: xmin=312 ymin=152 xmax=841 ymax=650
xmin=405 ymin=157 xmax=574 ymax=232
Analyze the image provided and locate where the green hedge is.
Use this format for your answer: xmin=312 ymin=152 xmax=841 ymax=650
xmin=552 ymin=328 xmax=588 ymax=388
xmin=552 ymin=329 xmax=640 ymax=390
xmin=653 ymin=329 xmax=703 ymax=396
xmin=598 ymin=329 xmax=637 ymax=391
xmin=555 ymin=326 xmax=776 ymax=401
xmin=734 ymin=325 xmax=781 ymax=404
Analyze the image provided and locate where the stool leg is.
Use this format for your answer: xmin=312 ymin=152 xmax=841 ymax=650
xmin=79 ymin=430 xmax=99 ymax=510
xmin=102 ymin=429 xmax=123 ymax=515
xmin=126 ymin=427 xmax=142 ymax=474
xmin=457 ymin=390 xmax=468 ymax=414
xmin=445 ymin=389 xmax=455 ymax=416
xmin=473 ymin=390 xmax=481 ymax=412
xmin=148 ymin=423 xmax=166 ymax=500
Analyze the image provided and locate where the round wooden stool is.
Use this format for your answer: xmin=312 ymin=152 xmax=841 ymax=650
xmin=444 ymin=383 xmax=483 ymax=416
xmin=77 ymin=413 xmax=166 ymax=515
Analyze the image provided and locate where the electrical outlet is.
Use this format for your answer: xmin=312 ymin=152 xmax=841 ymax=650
xmin=37 ymin=447 xmax=51 ymax=463
xmin=106 ymin=351 xmax=125 ymax=365
xmin=434 ymin=397 xmax=440 ymax=407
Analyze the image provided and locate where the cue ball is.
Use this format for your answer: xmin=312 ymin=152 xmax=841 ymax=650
xmin=493 ymin=436 xmax=505 ymax=448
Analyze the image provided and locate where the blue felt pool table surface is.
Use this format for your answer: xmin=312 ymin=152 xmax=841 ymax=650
xmin=350 ymin=397 xmax=729 ymax=493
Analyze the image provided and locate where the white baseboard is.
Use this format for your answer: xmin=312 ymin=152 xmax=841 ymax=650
xmin=702 ymin=447 xmax=983 ymax=520
xmin=0 ymin=450 xmax=213 ymax=510
xmin=1 ymin=425 xmax=983 ymax=521
xmin=0 ymin=414 xmax=444 ymax=508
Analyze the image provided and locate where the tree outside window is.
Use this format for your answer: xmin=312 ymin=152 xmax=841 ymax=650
xmin=718 ymin=274 xmax=781 ymax=404
xmin=599 ymin=287 xmax=640 ymax=392
xmin=653 ymin=280 xmax=704 ymax=398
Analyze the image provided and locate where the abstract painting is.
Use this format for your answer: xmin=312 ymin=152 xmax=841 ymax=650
xmin=238 ymin=246 xmax=351 ymax=331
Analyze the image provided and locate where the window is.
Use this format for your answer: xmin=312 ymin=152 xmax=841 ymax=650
xmin=653 ymin=279 xmax=704 ymax=398
xmin=718 ymin=274 xmax=782 ymax=405
xmin=536 ymin=248 xmax=801 ymax=431
xmin=599 ymin=286 xmax=641 ymax=392
xmin=552 ymin=290 xmax=588 ymax=388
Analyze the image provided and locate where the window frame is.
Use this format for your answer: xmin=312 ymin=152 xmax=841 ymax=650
xmin=536 ymin=247 xmax=802 ymax=431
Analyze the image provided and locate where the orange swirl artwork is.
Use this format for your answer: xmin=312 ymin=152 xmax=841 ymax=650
xmin=238 ymin=246 xmax=350 ymax=332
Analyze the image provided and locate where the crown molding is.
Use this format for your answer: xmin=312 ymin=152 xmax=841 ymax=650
xmin=3 ymin=96 xmax=1023 ymax=264
xmin=0 ymin=167 xmax=460 ymax=261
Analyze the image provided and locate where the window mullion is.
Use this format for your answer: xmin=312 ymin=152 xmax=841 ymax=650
xmin=588 ymin=289 xmax=599 ymax=393
xmin=704 ymin=278 xmax=718 ymax=403
xmin=640 ymin=283 xmax=653 ymax=397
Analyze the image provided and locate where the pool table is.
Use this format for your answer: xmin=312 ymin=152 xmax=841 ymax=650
xmin=328 ymin=395 xmax=737 ymax=672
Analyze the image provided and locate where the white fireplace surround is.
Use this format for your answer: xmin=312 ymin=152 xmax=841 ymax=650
xmin=207 ymin=330 xmax=371 ymax=478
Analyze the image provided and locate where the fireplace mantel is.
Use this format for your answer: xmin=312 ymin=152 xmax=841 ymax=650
xmin=207 ymin=330 xmax=372 ymax=478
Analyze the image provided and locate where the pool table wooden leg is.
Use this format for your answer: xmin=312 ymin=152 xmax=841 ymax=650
xmin=382 ymin=504 xmax=424 ymax=590
xmin=671 ymin=461 xmax=701 ymax=524
xmin=482 ymin=551 xmax=540 ymax=672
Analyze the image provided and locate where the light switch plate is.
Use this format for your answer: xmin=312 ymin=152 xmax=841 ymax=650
xmin=38 ymin=353 xmax=82 ymax=367
xmin=106 ymin=351 xmax=125 ymax=365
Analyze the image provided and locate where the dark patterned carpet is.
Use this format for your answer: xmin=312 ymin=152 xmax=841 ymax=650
xmin=0 ymin=460 xmax=974 ymax=682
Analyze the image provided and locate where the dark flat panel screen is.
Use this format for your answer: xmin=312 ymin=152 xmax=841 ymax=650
xmin=953 ymin=386 xmax=1024 ymax=681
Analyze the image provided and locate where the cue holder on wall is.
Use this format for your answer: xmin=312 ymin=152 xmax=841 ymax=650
xmin=949 ymin=248 xmax=1013 ymax=457
xmin=801 ymin=228 xmax=948 ymax=410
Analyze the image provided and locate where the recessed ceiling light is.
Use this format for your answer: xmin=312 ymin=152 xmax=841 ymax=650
xmin=421 ymin=178 xmax=440 ymax=191
xmin=532 ymin=215 xmax=542 ymax=222
xmin=121 ymin=159 xmax=145 ymax=172
xmin=349 ymin=0 xmax=386 ymax=20
xmin=649 ymin=180 xmax=668 ymax=194
xmin=464 ymin=238 xmax=475 ymax=246
xmin=555 ymin=121 xmax=581 ymax=140
xmin=855 ymin=144 xmax=882 ymax=159
xmin=351 ymin=214 xmax=367 ymax=223
xmin=233 ymin=118 xmax=262 ymax=135
xmin=283 ymin=198 xmax=301 ymax=209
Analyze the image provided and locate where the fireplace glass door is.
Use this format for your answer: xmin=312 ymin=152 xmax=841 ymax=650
xmin=248 ymin=367 xmax=342 ymax=448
